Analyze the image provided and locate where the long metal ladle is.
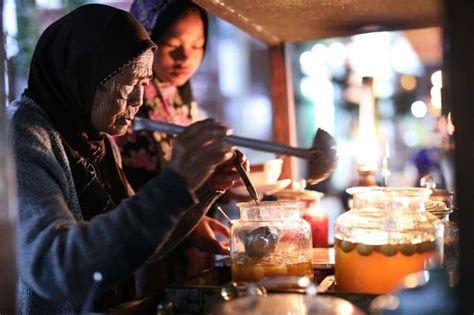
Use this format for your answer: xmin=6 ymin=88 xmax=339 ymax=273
xmin=133 ymin=118 xmax=337 ymax=185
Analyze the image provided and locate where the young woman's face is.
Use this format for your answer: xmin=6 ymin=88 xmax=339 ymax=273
xmin=91 ymin=50 xmax=153 ymax=135
xmin=153 ymin=9 xmax=205 ymax=87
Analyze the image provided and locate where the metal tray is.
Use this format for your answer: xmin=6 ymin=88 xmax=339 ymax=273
xmin=166 ymin=263 xmax=335 ymax=314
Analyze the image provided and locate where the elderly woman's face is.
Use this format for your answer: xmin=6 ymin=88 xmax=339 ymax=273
xmin=91 ymin=50 xmax=154 ymax=135
xmin=153 ymin=9 xmax=205 ymax=87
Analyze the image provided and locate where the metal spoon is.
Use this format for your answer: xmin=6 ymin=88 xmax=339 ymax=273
xmin=233 ymin=157 xmax=260 ymax=204
xmin=217 ymin=206 xmax=233 ymax=226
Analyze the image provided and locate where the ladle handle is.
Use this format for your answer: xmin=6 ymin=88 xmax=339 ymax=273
xmin=233 ymin=157 xmax=260 ymax=203
xmin=134 ymin=118 xmax=311 ymax=158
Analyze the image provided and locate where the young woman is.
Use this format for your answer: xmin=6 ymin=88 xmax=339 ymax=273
xmin=117 ymin=0 xmax=209 ymax=190
xmin=115 ymin=0 xmax=237 ymax=296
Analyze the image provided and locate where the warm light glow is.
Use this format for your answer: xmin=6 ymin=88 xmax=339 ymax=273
xmin=327 ymin=42 xmax=346 ymax=69
xmin=299 ymin=49 xmax=330 ymax=77
xmin=336 ymin=302 xmax=356 ymax=315
xmin=430 ymin=70 xmax=443 ymax=111
xmin=299 ymin=51 xmax=314 ymax=76
xmin=36 ymin=0 xmax=63 ymax=9
xmin=430 ymin=86 xmax=442 ymax=109
xmin=431 ymin=70 xmax=443 ymax=87
xmin=373 ymin=78 xmax=394 ymax=99
xmin=348 ymin=32 xmax=393 ymax=78
xmin=381 ymin=140 xmax=390 ymax=187
xmin=402 ymin=271 xmax=430 ymax=289
xmin=358 ymin=164 xmax=376 ymax=172
xmin=307 ymin=206 xmax=327 ymax=218
xmin=403 ymin=130 xmax=419 ymax=147
xmin=411 ymin=101 xmax=427 ymax=118
xmin=311 ymin=43 xmax=329 ymax=57
xmin=437 ymin=116 xmax=449 ymax=138
xmin=297 ymin=276 xmax=311 ymax=288
xmin=400 ymin=75 xmax=417 ymax=91
xmin=447 ymin=112 xmax=455 ymax=135
xmin=357 ymin=77 xmax=378 ymax=170
xmin=392 ymin=35 xmax=423 ymax=75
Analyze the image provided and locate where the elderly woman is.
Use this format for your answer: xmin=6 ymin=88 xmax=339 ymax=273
xmin=9 ymin=4 xmax=242 ymax=314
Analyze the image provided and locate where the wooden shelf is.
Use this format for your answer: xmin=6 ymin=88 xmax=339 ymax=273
xmin=194 ymin=0 xmax=442 ymax=45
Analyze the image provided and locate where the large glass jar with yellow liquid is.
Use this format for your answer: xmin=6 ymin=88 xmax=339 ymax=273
xmin=230 ymin=201 xmax=313 ymax=284
xmin=334 ymin=187 xmax=443 ymax=294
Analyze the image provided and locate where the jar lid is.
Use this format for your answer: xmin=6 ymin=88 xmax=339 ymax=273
xmin=424 ymin=200 xmax=448 ymax=212
xmin=430 ymin=189 xmax=454 ymax=197
xmin=429 ymin=189 xmax=454 ymax=208
xmin=425 ymin=200 xmax=453 ymax=218
xmin=346 ymin=186 xmax=432 ymax=197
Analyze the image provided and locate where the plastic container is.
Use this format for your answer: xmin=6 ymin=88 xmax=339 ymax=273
xmin=334 ymin=187 xmax=443 ymax=294
xmin=230 ymin=201 xmax=313 ymax=283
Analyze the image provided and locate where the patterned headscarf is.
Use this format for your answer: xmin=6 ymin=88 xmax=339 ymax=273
xmin=130 ymin=0 xmax=208 ymax=47
xmin=130 ymin=0 xmax=208 ymax=107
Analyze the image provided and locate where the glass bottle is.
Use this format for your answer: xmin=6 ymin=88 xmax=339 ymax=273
xmin=356 ymin=76 xmax=378 ymax=186
xmin=421 ymin=175 xmax=459 ymax=286
xmin=275 ymin=187 xmax=328 ymax=247
xmin=425 ymin=201 xmax=459 ymax=286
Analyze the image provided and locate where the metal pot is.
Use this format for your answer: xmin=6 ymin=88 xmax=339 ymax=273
xmin=212 ymin=276 xmax=363 ymax=315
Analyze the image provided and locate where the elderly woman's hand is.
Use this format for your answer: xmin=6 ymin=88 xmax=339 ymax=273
xmin=168 ymin=119 xmax=235 ymax=193
xmin=206 ymin=149 xmax=249 ymax=192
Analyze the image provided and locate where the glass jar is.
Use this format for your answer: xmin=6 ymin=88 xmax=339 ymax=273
xmin=425 ymin=200 xmax=459 ymax=286
xmin=275 ymin=188 xmax=328 ymax=247
xmin=334 ymin=187 xmax=443 ymax=295
xmin=230 ymin=201 xmax=313 ymax=283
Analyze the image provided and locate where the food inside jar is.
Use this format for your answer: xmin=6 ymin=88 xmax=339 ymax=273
xmin=231 ymin=253 xmax=313 ymax=283
xmin=334 ymin=238 xmax=440 ymax=294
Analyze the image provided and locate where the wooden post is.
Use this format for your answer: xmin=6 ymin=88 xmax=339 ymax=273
xmin=444 ymin=0 xmax=474 ymax=312
xmin=269 ymin=44 xmax=297 ymax=180
xmin=0 ymin=1 xmax=17 ymax=313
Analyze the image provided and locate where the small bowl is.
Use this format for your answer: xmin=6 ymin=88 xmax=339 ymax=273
xmin=249 ymin=158 xmax=283 ymax=186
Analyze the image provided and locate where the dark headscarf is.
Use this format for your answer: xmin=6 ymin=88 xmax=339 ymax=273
xmin=130 ymin=0 xmax=208 ymax=104
xmin=24 ymin=4 xmax=157 ymax=216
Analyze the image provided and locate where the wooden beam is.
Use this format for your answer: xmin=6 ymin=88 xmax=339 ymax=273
xmin=444 ymin=1 xmax=474 ymax=312
xmin=0 ymin=0 xmax=17 ymax=313
xmin=269 ymin=44 xmax=297 ymax=180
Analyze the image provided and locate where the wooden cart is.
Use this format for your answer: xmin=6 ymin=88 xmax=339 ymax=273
xmin=190 ymin=1 xmax=473 ymax=313
xmin=110 ymin=1 xmax=474 ymax=313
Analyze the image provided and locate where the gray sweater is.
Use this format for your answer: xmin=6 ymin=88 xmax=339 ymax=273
xmin=9 ymin=96 xmax=218 ymax=314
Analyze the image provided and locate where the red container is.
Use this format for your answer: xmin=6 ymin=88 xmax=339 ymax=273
xmin=275 ymin=188 xmax=328 ymax=247
xmin=303 ymin=208 xmax=329 ymax=248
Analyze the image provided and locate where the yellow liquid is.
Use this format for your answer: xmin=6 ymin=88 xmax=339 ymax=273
xmin=232 ymin=260 xmax=313 ymax=283
xmin=335 ymin=238 xmax=439 ymax=294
